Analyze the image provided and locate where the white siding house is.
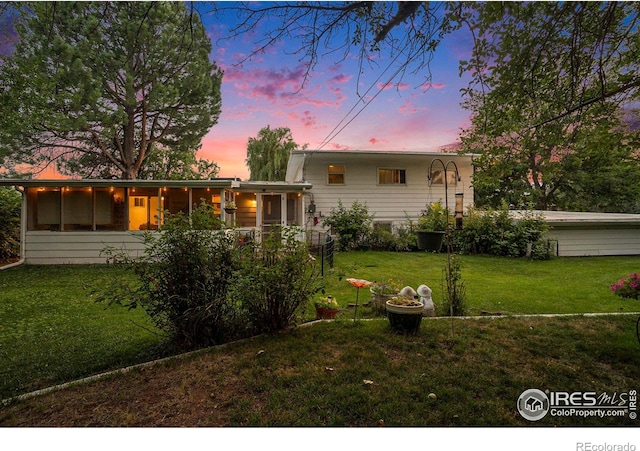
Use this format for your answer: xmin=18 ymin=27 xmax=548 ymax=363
xmin=0 ymin=179 xmax=311 ymax=265
xmin=286 ymin=149 xmax=476 ymax=232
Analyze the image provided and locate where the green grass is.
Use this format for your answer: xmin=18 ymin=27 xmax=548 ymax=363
xmin=0 ymin=252 xmax=639 ymax=403
xmin=319 ymin=252 xmax=640 ymax=317
xmin=0 ymin=265 xmax=170 ymax=400
xmin=1 ymin=316 xmax=638 ymax=426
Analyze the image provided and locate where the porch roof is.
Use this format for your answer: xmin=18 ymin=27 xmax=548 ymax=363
xmin=0 ymin=178 xmax=312 ymax=191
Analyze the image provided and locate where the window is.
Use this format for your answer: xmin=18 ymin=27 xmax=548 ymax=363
xmin=287 ymin=193 xmax=301 ymax=225
xmin=28 ymin=187 xmax=61 ymax=230
xmin=27 ymin=187 xmax=126 ymax=231
xmin=327 ymin=165 xmax=345 ymax=185
xmin=378 ymin=168 xmax=406 ymax=185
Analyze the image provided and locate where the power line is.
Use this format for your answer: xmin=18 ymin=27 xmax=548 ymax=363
xmin=317 ymin=44 xmax=426 ymax=150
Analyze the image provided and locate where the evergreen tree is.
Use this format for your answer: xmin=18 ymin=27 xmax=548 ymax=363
xmin=0 ymin=2 xmax=223 ymax=179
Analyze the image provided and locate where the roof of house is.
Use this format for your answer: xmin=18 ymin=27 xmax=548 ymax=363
xmin=289 ymin=149 xmax=478 ymax=157
xmin=285 ymin=149 xmax=477 ymax=182
xmin=511 ymin=210 xmax=640 ymax=226
xmin=0 ymin=178 xmax=312 ymax=191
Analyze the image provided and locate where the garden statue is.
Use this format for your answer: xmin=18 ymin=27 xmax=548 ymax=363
xmin=398 ymin=286 xmax=417 ymax=300
xmin=417 ymin=284 xmax=435 ymax=317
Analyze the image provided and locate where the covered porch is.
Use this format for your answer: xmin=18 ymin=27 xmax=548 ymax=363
xmin=0 ymin=179 xmax=312 ymax=265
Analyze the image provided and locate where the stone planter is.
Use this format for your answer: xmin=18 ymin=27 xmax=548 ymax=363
xmin=386 ymin=300 xmax=424 ymax=334
xmin=370 ymin=289 xmax=398 ymax=315
xmin=416 ymin=230 xmax=445 ymax=252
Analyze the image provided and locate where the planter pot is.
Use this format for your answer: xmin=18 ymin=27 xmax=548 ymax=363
xmin=386 ymin=300 xmax=424 ymax=334
xmin=224 ymin=207 xmax=237 ymax=214
xmin=315 ymin=306 xmax=339 ymax=320
xmin=416 ymin=230 xmax=445 ymax=252
xmin=370 ymin=289 xmax=398 ymax=315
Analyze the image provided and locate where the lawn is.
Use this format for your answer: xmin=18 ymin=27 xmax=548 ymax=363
xmin=0 ymin=252 xmax=639 ymax=425
xmin=0 ymin=265 xmax=173 ymax=400
xmin=322 ymin=252 xmax=640 ymax=316
xmin=1 ymin=316 xmax=638 ymax=426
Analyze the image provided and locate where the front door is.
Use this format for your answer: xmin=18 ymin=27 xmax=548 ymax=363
xmin=260 ymin=193 xmax=284 ymax=237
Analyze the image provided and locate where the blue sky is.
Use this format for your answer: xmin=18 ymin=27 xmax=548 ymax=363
xmin=197 ymin=4 xmax=474 ymax=179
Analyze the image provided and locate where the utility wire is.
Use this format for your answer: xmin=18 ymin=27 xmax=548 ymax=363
xmin=317 ymin=43 xmax=426 ymax=150
xmin=317 ymin=47 xmax=407 ymax=150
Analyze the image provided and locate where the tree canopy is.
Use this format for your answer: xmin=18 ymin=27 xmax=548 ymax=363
xmin=218 ymin=1 xmax=640 ymax=212
xmin=0 ymin=1 xmax=223 ymax=180
xmin=246 ymin=126 xmax=301 ymax=181
xmin=458 ymin=2 xmax=640 ymax=212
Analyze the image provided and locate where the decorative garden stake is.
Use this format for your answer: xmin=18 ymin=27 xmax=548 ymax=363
xmin=346 ymin=278 xmax=372 ymax=322
xmin=428 ymin=158 xmax=462 ymax=339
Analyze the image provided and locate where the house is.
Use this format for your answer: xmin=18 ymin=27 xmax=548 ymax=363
xmin=0 ymin=178 xmax=311 ymax=265
xmin=286 ymin=149 xmax=476 ymax=233
xmin=4 ymin=149 xmax=640 ymax=265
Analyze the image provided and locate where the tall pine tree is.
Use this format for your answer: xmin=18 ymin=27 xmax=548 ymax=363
xmin=0 ymin=2 xmax=223 ymax=179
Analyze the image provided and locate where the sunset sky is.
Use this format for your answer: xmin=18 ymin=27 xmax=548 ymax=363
xmin=198 ymin=5 xmax=474 ymax=179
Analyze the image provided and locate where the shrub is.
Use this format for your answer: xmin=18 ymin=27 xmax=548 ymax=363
xmin=368 ymin=227 xmax=397 ymax=251
xmin=441 ymin=256 xmax=466 ymax=316
xmin=395 ymin=220 xmax=418 ymax=251
xmin=0 ymin=187 xmax=21 ymax=261
xmin=322 ymin=200 xmax=374 ymax=251
xmin=452 ymin=203 xmax=549 ymax=259
xmin=230 ymin=227 xmax=321 ymax=334
xmin=417 ymin=202 xmax=448 ymax=231
xmin=100 ymin=212 xmax=321 ymax=348
xmin=610 ymin=273 xmax=640 ymax=299
xmin=99 ymin=203 xmax=241 ymax=348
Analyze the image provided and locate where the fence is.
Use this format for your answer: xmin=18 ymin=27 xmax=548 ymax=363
xmin=306 ymin=231 xmax=334 ymax=276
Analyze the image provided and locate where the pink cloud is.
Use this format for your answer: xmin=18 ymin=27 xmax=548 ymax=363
xmin=329 ymin=143 xmax=352 ymax=151
xmin=376 ymin=82 xmax=410 ymax=91
xmin=224 ymin=64 xmax=345 ymax=109
xmin=369 ymin=137 xmax=389 ymax=145
xmin=301 ymin=111 xmax=316 ymax=127
xmin=398 ymin=98 xmax=423 ymax=115
xmin=287 ymin=110 xmax=317 ymax=128
xmin=420 ymin=82 xmax=446 ymax=90
xmin=329 ymin=73 xmax=352 ymax=84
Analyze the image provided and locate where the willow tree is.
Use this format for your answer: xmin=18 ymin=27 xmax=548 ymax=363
xmin=246 ymin=126 xmax=301 ymax=181
xmin=0 ymin=2 xmax=223 ymax=179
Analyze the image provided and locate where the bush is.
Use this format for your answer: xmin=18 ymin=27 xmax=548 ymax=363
xmin=452 ymin=203 xmax=550 ymax=259
xmin=99 ymin=205 xmax=320 ymax=349
xmin=230 ymin=227 xmax=321 ymax=334
xmin=610 ymin=273 xmax=640 ymax=300
xmin=100 ymin=203 xmax=241 ymax=348
xmin=417 ymin=202 xmax=448 ymax=231
xmin=368 ymin=227 xmax=397 ymax=251
xmin=0 ymin=187 xmax=21 ymax=261
xmin=322 ymin=200 xmax=374 ymax=251
xmin=441 ymin=256 xmax=466 ymax=316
